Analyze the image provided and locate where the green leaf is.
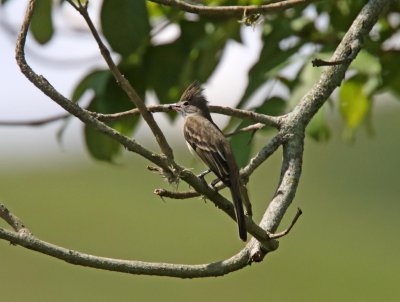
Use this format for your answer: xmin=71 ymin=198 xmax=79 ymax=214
xmin=31 ymin=0 xmax=53 ymax=44
xmin=82 ymin=61 xmax=145 ymax=162
xmin=145 ymin=42 xmax=186 ymax=105
xmin=230 ymin=131 xmax=252 ymax=169
xmin=351 ymin=50 xmax=381 ymax=76
xmin=306 ymin=107 xmax=330 ymax=142
xmin=85 ymin=97 xmax=122 ymax=162
xmin=84 ymin=90 xmax=139 ymax=162
xmin=339 ymin=80 xmax=370 ymax=129
xmin=229 ymin=97 xmax=285 ymax=166
xmin=146 ymin=19 xmax=238 ymax=117
xmin=72 ymin=70 xmax=111 ymax=103
xmin=380 ymin=51 xmax=400 ymax=98
xmin=101 ymin=0 xmax=150 ymax=57
xmin=255 ymin=97 xmax=286 ymax=117
xmin=238 ymin=17 xmax=301 ymax=109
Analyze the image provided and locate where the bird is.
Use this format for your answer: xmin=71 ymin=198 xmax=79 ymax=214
xmin=169 ymin=82 xmax=248 ymax=241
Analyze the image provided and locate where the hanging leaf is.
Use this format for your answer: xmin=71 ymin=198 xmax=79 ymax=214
xmin=306 ymin=107 xmax=331 ymax=142
xmin=31 ymin=0 xmax=53 ymax=44
xmin=72 ymin=70 xmax=111 ymax=103
xmin=82 ymin=61 xmax=145 ymax=162
xmin=339 ymin=80 xmax=370 ymax=136
xmin=101 ymin=0 xmax=150 ymax=57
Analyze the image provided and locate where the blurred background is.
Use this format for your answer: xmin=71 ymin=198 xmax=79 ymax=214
xmin=1 ymin=0 xmax=400 ymax=301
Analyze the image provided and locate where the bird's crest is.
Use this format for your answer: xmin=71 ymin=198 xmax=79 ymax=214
xmin=180 ymin=81 xmax=207 ymax=105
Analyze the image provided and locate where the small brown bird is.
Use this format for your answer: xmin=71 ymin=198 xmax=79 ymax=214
xmin=169 ymin=82 xmax=248 ymax=241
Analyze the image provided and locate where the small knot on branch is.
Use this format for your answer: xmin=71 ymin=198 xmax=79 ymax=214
xmin=147 ymin=166 xmax=179 ymax=186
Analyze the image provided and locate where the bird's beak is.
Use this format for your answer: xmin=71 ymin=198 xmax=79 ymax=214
xmin=168 ymin=102 xmax=182 ymax=112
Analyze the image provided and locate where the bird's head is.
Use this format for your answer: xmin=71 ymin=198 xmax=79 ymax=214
xmin=169 ymin=82 xmax=211 ymax=119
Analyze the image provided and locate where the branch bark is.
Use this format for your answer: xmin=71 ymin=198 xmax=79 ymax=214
xmin=148 ymin=0 xmax=318 ymax=18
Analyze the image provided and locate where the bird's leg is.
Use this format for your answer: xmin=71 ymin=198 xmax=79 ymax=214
xmin=210 ymin=178 xmax=221 ymax=189
xmin=197 ymin=169 xmax=211 ymax=181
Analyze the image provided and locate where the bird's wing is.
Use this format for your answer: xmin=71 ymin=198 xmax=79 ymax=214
xmin=184 ymin=115 xmax=230 ymax=184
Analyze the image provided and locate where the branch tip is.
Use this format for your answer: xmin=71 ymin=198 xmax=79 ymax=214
xmin=270 ymin=207 xmax=303 ymax=239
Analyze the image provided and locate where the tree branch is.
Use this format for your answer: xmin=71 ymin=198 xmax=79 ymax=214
xmin=5 ymin=0 xmax=391 ymax=278
xmin=66 ymin=0 xmax=174 ymax=159
xmin=0 ymin=202 xmax=268 ymax=278
xmin=0 ymin=203 xmax=29 ymax=233
xmin=0 ymin=105 xmax=281 ymax=129
xmin=0 ymin=112 xmax=70 ymax=126
xmin=14 ymin=1 xmax=276 ymax=250
xmin=247 ymin=0 xmax=394 ymax=261
xmin=148 ymin=0 xmax=318 ymax=18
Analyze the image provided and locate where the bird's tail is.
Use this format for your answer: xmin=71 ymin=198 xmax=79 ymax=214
xmin=229 ymin=185 xmax=247 ymax=241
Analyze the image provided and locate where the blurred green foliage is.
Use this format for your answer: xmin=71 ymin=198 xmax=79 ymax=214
xmin=2 ymin=0 xmax=398 ymax=162
xmin=1 ymin=106 xmax=399 ymax=301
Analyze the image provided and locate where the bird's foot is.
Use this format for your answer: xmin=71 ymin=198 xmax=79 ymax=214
xmin=197 ymin=169 xmax=211 ymax=181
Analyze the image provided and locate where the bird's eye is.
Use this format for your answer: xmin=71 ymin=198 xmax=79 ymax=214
xmin=183 ymin=101 xmax=189 ymax=106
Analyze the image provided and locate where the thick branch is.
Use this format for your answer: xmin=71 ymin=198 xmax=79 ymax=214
xmin=0 ymin=202 xmax=272 ymax=278
xmin=247 ymin=0 xmax=394 ymax=260
xmin=0 ymin=225 xmax=250 ymax=278
xmin=148 ymin=0 xmax=318 ymax=18
xmin=290 ymin=0 xmax=392 ymax=126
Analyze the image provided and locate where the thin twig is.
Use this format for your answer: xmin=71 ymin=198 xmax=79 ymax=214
xmin=270 ymin=208 xmax=302 ymax=239
xmin=0 ymin=112 xmax=70 ymax=126
xmin=209 ymin=105 xmax=282 ymax=128
xmin=154 ymin=188 xmax=200 ymax=199
xmin=0 ymin=203 xmax=29 ymax=233
xmin=242 ymin=132 xmax=284 ymax=177
xmin=148 ymin=0 xmax=318 ymax=18
xmin=95 ymin=105 xmax=281 ymax=127
xmin=312 ymin=58 xmax=352 ymax=67
xmin=225 ymin=123 xmax=265 ymax=137
xmin=0 ymin=106 xmax=280 ymax=127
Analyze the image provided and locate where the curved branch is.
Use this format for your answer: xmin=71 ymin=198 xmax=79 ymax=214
xmin=0 ymin=221 xmax=249 ymax=278
xmin=247 ymin=0 xmax=394 ymax=260
xmin=148 ymin=0 xmax=318 ymax=18
xmin=0 ymin=202 xmax=260 ymax=278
